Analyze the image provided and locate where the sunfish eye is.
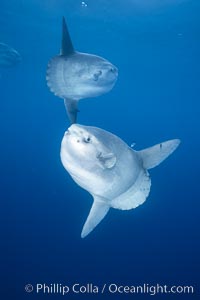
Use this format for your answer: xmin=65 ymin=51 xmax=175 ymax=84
xmin=83 ymin=137 xmax=91 ymax=143
xmin=93 ymin=70 xmax=102 ymax=81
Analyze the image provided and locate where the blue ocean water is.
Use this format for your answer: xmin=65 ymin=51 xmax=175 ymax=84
xmin=1 ymin=0 xmax=200 ymax=299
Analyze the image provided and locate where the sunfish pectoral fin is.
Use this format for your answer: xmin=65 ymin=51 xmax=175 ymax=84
xmin=64 ymin=98 xmax=79 ymax=124
xmin=97 ymin=152 xmax=116 ymax=169
xmin=61 ymin=17 xmax=75 ymax=56
xmin=139 ymin=139 xmax=181 ymax=170
xmin=81 ymin=197 xmax=110 ymax=238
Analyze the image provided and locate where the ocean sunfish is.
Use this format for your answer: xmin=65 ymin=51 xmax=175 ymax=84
xmin=60 ymin=124 xmax=180 ymax=238
xmin=46 ymin=17 xmax=118 ymax=124
xmin=0 ymin=43 xmax=21 ymax=67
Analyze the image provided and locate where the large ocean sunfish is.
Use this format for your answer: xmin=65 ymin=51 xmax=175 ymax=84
xmin=60 ymin=124 xmax=180 ymax=238
xmin=46 ymin=17 xmax=118 ymax=124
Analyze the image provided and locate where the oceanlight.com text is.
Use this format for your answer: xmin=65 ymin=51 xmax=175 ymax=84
xmin=24 ymin=282 xmax=195 ymax=296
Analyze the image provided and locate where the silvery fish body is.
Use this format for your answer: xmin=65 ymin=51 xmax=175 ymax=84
xmin=61 ymin=124 xmax=180 ymax=238
xmin=46 ymin=17 xmax=118 ymax=124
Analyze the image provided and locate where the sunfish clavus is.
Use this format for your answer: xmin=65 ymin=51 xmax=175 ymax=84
xmin=60 ymin=124 xmax=180 ymax=238
xmin=46 ymin=17 xmax=118 ymax=124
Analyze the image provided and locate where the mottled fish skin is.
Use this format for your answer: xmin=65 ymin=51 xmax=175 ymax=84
xmin=0 ymin=43 xmax=21 ymax=67
xmin=60 ymin=124 xmax=180 ymax=238
xmin=46 ymin=53 xmax=118 ymax=100
xmin=46 ymin=17 xmax=118 ymax=124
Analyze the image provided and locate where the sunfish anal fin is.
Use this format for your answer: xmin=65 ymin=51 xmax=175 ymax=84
xmin=61 ymin=17 xmax=74 ymax=56
xmin=64 ymin=99 xmax=79 ymax=124
xmin=81 ymin=197 xmax=110 ymax=238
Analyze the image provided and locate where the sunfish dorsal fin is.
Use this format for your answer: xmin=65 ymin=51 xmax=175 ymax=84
xmin=61 ymin=17 xmax=74 ymax=56
xmin=64 ymin=99 xmax=79 ymax=124
xmin=81 ymin=197 xmax=110 ymax=238
xmin=139 ymin=139 xmax=180 ymax=170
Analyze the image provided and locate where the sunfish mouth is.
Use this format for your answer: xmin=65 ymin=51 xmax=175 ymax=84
xmin=107 ymin=65 xmax=118 ymax=77
xmin=108 ymin=66 xmax=118 ymax=83
xmin=110 ymin=66 xmax=118 ymax=74
xmin=65 ymin=124 xmax=87 ymax=139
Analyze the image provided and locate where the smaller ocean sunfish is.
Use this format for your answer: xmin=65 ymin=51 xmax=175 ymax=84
xmin=46 ymin=17 xmax=118 ymax=124
xmin=60 ymin=124 xmax=180 ymax=238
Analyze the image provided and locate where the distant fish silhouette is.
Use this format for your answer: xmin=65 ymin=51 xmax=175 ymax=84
xmin=0 ymin=43 xmax=21 ymax=67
